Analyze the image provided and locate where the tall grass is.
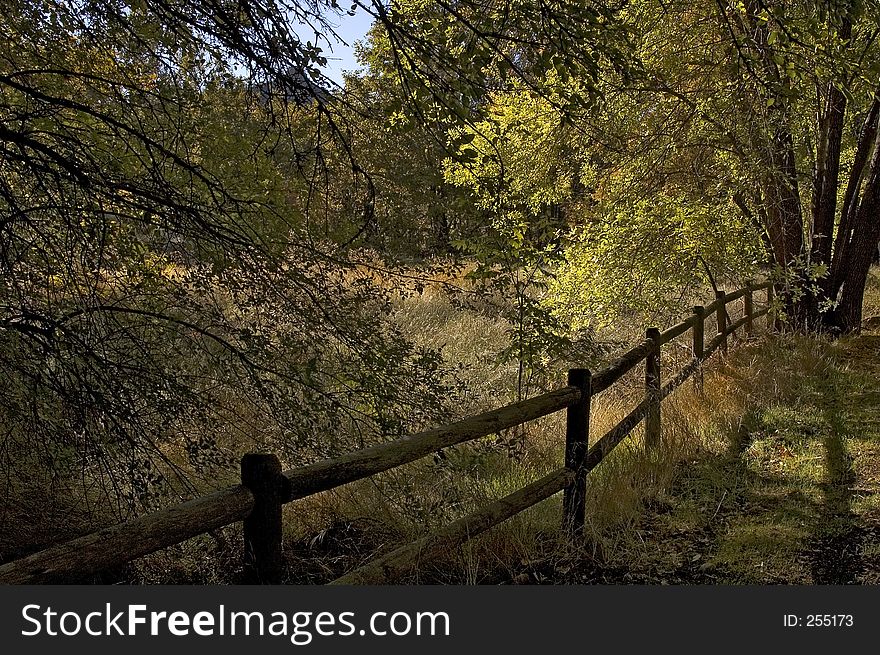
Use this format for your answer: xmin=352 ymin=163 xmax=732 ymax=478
xmin=309 ymin=270 xmax=875 ymax=583
xmin=234 ymin=276 xmax=771 ymax=583
xmin=7 ymin=267 xmax=878 ymax=584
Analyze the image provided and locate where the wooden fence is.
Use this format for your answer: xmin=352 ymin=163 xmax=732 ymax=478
xmin=0 ymin=282 xmax=774 ymax=584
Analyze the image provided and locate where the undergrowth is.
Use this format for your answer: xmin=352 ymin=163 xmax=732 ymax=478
xmin=4 ymin=268 xmax=880 ymax=584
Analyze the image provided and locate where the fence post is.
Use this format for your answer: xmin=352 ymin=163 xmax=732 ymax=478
xmin=692 ymin=305 xmax=705 ymax=360
xmin=692 ymin=305 xmax=704 ymax=391
xmin=241 ymin=453 xmax=285 ymax=583
xmin=767 ymin=284 xmax=777 ymax=331
xmin=645 ymin=327 xmax=661 ymax=449
xmin=563 ymin=368 xmax=591 ymax=537
xmin=715 ymin=290 xmax=728 ymax=354
xmin=744 ymin=283 xmax=754 ymax=336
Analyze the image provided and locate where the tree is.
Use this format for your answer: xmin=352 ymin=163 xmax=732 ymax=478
xmin=0 ymin=0 xmax=474 ymax=511
xmin=605 ymin=0 xmax=880 ymax=332
xmin=453 ymin=0 xmax=880 ymax=334
xmin=0 ymin=0 xmax=647 ymax=519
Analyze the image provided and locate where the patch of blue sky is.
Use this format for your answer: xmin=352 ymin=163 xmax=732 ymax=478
xmin=294 ymin=4 xmax=375 ymax=84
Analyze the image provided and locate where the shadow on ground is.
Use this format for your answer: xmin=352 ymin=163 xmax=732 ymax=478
xmin=505 ymin=331 xmax=880 ymax=585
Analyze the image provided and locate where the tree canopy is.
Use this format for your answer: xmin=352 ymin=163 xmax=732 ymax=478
xmin=3 ymin=0 xmax=879 ymax=519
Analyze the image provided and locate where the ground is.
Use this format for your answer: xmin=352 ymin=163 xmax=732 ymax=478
xmin=504 ymin=328 xmax=880 ymax=585
xmin=106 ymin=293 xmax=880 ymax=585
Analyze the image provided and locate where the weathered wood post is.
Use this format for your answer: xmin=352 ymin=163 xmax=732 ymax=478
xmin=715 ymin=290 xmax=728 ymax=354
xmin=692 ymin=305 xmax=705 ymax=360
xmin=692 ymin=305 xmax=704 ymax=391
xmin=645 ymin=327 xmax=661 ymax=448
xmin=563 ymin=368 xmax=591 ymax=537
xmin=241 ymin=453 xmax=285 ymax=583
xmin=745 ymin=283 xmax=754 ymax=336
xmin=767 ymin=284 xmax=777 ymax=331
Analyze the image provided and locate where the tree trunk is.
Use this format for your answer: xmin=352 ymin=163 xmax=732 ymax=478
xmin=760 ymin=118 xmax=809 ymax=326
xmin=762 ymin=129 xmax=804 ymax=267
xmin=811 ymin=81 xmax=848 ymax=266
xmin=828 ymin=126 xmax=880 ymax=332
xmin=816 ymin=79 xmax=880 ymax=333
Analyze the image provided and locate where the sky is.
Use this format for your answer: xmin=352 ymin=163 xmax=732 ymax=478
xmin=304 ymin=6 xmax=376 ymax=84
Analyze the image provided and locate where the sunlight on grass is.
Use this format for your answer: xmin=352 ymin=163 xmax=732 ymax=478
xmin=715 ymin=522 xmax=809 ymax=582
xmin=120 ymin=269 xmax=880 ymax=582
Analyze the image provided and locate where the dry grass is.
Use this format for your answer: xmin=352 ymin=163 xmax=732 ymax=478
xmin=249 ymin=277 xmax=778 ymax=584
xmin=390 ymin=292 xmax=517 ymax=405
xmin=584 ymin=306 xmax=880 ymax=584
xmin=7 ymin=267 xmax=880 ymax=585
xmin=300 ymin=269 xmax=878 ymax=584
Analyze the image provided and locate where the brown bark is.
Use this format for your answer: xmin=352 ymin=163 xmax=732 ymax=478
xmin=811 ymin=83 xmax=848 ymax=265
xmin=282 ymin=385 xmax=581 ymax=501
xmin=759 ymin=109 xmax=805 ymax=275
xmin=830 ymin=121 xmax=880 ymax=332
xmin=829 ymin=86 xmax=880 ymax=295
xmin=811 ymin=18 xmax=852 ymax=269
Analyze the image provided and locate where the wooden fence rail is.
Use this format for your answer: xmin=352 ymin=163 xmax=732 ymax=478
xmin=0 ymin=282 xmax=774 ymax=585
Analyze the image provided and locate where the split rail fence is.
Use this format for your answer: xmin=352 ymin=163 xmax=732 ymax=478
xmin=0 ymin=282 xmax=775 ymax=584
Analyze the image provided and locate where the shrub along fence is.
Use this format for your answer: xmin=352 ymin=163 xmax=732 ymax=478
xmin=0 ymin=282 xmax=774 ymax=584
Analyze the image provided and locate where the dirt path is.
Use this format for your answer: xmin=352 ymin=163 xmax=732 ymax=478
xmin=808 ymin=333 xmax=880 ymax=583
xmin=624 ymin=330 xmax=880 ymax=584
xmin=501 ymin=329 xmax=880 ymax=585
xmin=280 ymin=328 xmax=880 ymax=586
